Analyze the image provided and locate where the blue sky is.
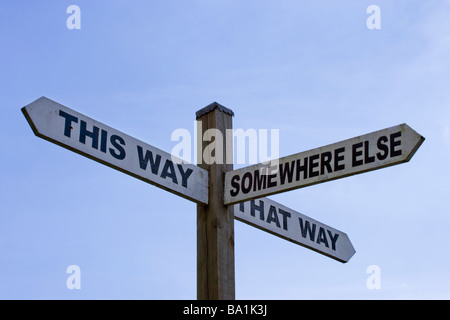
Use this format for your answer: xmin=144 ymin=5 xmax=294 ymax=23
xmin=1 ymin=1 xmax=449 ymax=299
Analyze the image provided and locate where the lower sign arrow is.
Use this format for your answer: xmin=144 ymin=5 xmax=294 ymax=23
xmin=235 ymin=197 xmax=355 ymax=263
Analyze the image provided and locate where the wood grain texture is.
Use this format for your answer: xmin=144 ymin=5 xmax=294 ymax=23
xmin=196 ymin=104 xmax=235 ymax=300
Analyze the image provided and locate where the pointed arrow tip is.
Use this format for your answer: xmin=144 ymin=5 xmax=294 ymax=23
xmin=402 ymin=123 xmax=425 ymax=162
xmin=21 ymin=96 xmax=56 ymax=137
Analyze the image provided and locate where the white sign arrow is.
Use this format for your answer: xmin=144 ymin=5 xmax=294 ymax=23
xmin=22 ymin=97 xmax=209 ymax=205
xmin=225 ymin=124 xmax=424 ymax=205
xmin=235 ymin=197 xmax=355 ymax=263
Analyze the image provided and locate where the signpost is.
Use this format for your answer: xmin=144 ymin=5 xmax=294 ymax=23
xmin=224 ymin=124 xmax=425 ymax=205
xmin=196 ymin=102 xmax=235 ymax=300
xmin=22 ymin=96 xmax=424 ymax=300
xmin=235 ymin=197 xmax=355 ymax=263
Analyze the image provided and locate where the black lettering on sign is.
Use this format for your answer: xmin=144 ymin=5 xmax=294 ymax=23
xmin=334 ymin=147 xmax=345 ymax=171
xmin=177 ymin=165 xmax=193 ymax=188
xmin=238 ymin=200 xmax=291 ymax=231
xmin=352 ymin=142 xmax=363 ymax=167
xmin=295 ymin=157 xmax=308 ymax=181
xmin=241 ymin=172 xmax=253 ymax=194
xmin=309 ymin=154 xmax=320 ymax=178
xmin=390 ymin=131 xmax=402 ymax=157
xmin=230 ymin=175 xmax=240 ymax=197
xmin=298 ymin=218 xmax=339 ymax=251
xmin=136 ymin=146 xmax=193 ymax=187
xmin=320 ymin=151 xmax=333 ymax=175
xmin=251 ymin=199 xmax=265 ymax=221
xmin=376 ymin=136 xmax=389 ymax=160
xmin=266 ymin=205 xmax=280 ymax=228
xmin=279 ymin=161 xmax=295 ymax=185
xmin=267 ymin=173 xmax=277 ymax=188
xmin=160 ymin=160 xmax=178 ymax=184
xmin=59 ymin=110 xmax=127 ymax=160
xmin=253 ymin=169 xmax=266 ymax=192
xmin=79 ymin=120 xmax=99 ymax=149
xmin=100 ymin=129 xmax=108 ymax=153
xmin=364 ymin=141 xmax=375 ymax=164
xmin=59 ymin=110 xmax=78 ymax=138
xmin=137 ymin=146 xmax=161 ymax=174
xmin=298 ymin=218 xmax=316 ymax=241
xmin=327 ymin=230 xmax=339 ymax=251
xmin=316 ymin=227 xmax=329 ymax=247
xmin=278 ymin=208 xmax=291 ymax=231
xmin=109 ymin=135 xmax=126 ymax=160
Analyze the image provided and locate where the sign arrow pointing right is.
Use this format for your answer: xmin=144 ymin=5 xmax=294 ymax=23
xmin=235 ymin=197 xmax=356 ymax=263
xmin=225 ymin=124 xmax=425 ymax=205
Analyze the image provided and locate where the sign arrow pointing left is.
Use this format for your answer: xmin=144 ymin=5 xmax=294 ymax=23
xmin=22 ymin=96 xmax=209 ymax=205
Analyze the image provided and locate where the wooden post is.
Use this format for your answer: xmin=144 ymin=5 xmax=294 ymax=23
xmin=196 ymin=102 xmax=235 ymax=300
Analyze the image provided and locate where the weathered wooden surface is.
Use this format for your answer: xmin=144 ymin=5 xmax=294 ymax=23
xmin=196 ymin=102 xmax=235 ymax=300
